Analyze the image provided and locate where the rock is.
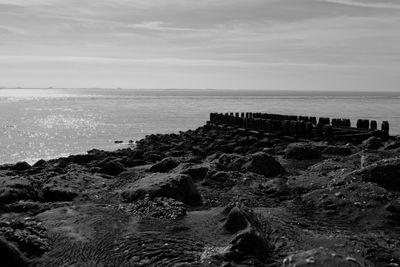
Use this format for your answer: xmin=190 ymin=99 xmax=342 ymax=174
xmin=386 ymin=197 xmax=400 ymax=220
xmin=242 ymin=152 xmax=285 ymax=177
xmin=384 ymin=141 xmax=400 ymax=150
xmin=226 ymin=229 xmax=271 ymax=261
xmin=144 ymin=153 xmax=164 ymax=163
xmin=121 ymin=173 xmax=202 ymax=205
xmin=123 ymin=159 xmax=146 ymax=167
xmin=0 ymin=216 xmax=50 ymax=258
xmin=0 ymin=237 xmax=29 ymax=267
xmin=0 ymin=176 xmax=38 ymax=204
xmin=149 ymin=157 xmax=180 ymax=173
xmin=282 ymin=247 xmax=362 ymax=267
xmin=98 ymin=160 xmax=125 ymax=176
xmin=362 ymin=136 xmax=383 ymax=150
xmin=356 ymin=157 xmax=400 ymax=190
xmin=11 ymin=161 xmax=31 ymax=172
xmin=222 ymin=206 xmax=251 ymax=233
xmin=174 ymin=163 xmax=209 ymax=181
xmin=32 ymin=159 xmax=47 ymax=168
xmin=322 ymin=146 xmax=352 ymax=156
xmin=285 ymin=143 xmax=321 ymax=160
xmin=42 ymin=184 xmax=78 ymax=202
xmin=221 ymin=204 xmax=272 ymax=261
xmin=360 ymin=154 xmax=381 ymax=168
xmin=121 ymin=196 xmax=186 ymax=220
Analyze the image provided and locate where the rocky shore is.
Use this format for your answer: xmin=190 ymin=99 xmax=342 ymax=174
xmin=1 ymin=123 xmax=400 ymax=266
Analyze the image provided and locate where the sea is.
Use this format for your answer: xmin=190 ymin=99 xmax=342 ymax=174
xmin=0 ymin=88 xmax=399 ymax=165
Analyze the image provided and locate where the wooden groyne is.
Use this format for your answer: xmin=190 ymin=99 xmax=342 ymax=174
xmin=208 ymin=112 xmax=390 ymax=142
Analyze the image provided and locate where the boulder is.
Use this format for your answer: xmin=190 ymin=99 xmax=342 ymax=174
xmin=121 ymin=173 xmax=202 ymax=205
xmin=221 ymin=204 xmax=273 ymax=261
xmin=362 ymin=136 xmax=383 ymax=150
xmin=285 ymin=143 xmax=321 ymax=160
xmin=386 ymin=197 xmax=400 ymax=220
xmin=11 ymin=161 xmax=31 ymax=172
xmin=384 ymin=141 xmax=400 ymax=150
xmin=322 ymin=146 xmax=352 ymax=156
xmin=222 ymin=206 xmax=251 ymax=233
xmin=0 ymin=176 xmax=38 ymax=204
xmin=242 ymin=152 xmax=285 ymax=177
xmin=282 ymin=247 xmax=362 ymax=267
xmin=42 ymin=184 xmax=78 ymax=202
xmin=98 ymin=160 xmax=125 ymax=176
xmin=173 ymin=163 xmax=209 ymax=181
xmin=356 ymin=157 xmax=400 ymax=190
xmin=0 ymin=237 xmax=29 ymax=267
xmin=149 ymin=157 xmax=180 ymax=173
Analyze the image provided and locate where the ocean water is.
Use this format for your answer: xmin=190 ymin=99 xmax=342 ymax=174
xmin=0 ymin=88 xmax=399 ymax=165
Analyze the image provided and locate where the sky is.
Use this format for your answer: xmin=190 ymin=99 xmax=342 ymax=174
xmin=0 ymin=0 xmax=399 ymax=90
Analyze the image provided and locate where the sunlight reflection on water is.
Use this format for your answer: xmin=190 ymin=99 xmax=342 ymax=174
xmin=1 ymin=89 xmax=399 ymax=164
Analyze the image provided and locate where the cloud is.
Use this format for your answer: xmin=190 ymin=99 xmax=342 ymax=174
xmin=0 ymin=0 xmax=399 ymax=90
xmin=316 ymin=0 xmax=400 ymax=9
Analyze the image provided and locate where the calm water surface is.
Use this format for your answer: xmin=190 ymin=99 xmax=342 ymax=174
xmin=1 ymin=89 xmax=399 ymax=164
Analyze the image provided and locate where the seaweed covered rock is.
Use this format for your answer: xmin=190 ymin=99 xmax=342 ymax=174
xmin=0 ymin=215 xmax=50 ymax=258
xmin=121 ymin=196 xmax=186 ymax=220
xmin=282 ymin=247 xmax=362 ymax=267
xmin=173 ymin=163 xmax=210 ymax=181
xmin=149 ymin=157 xmax=180 ymax=173
xmin=98 ymin=160 xmax=125 ymax=176
xmin=356 ymin=157 xmax=400 ymax=190
xmin=0 ymin=237 xmax=29 ymax=267
xmin=221 ymin=204 xmax=273 ymax=261
xmin=322 ymin=145 xmax=352 ymax=156
xmin=11 ymin=161 xmax=31 ymax=172
xmin=362 ymin=136 xmax=383 ymax=150
xmin=0 ymin=176 xmax=39 ymax=204
xmin=285 ymin=143 xmax=321 ymax=160
xmin=242 ymin=152 xmax=285 ymax=177
xmin=121 ymin=173 xmax=202 ymax=205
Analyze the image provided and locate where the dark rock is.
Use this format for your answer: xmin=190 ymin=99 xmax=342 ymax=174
xmin=362 ymin=136 xmax=383 ymax=150
xmin=356 ymin=157 xmax=400 ymax=190
xmin=11 ymin=162 xmax=31 ymax=172
xmin=0 ymin=176 xmax=38 ymax=204
xmin=0 ymin=216 xmax=50 ymax=258
xmin=149 ymin=157 xmax=180 ymax=173
xmin=98 ymin=160 xmax=125 ymax=176
xmin=226 ymin=229 xmax=271 ymax=261
xmin=242 ymin=152 xmax=285 ymax=177
xmin=42 ymin=184 xmax=78 ymax=202
xmin=121 ymin=196 xmax=186 ymax=220
xmin=123 ymin=159 xmax=146 ymax=167
xmin=282 ymin=247 xmax=362 ymax=267
xmin=144 ymin=153 xmax=164 ymax=163
xmin=386 ymin=197 xmax=400 ymax=220
xmin=174 ymin=163 xmax=210 ymax=181
xmin=285 ymin=143 xmax=322 ymax=160
xmin=222 ymin=206 xmax=251 ymax=233
xmin=32 ymin=159 xmax=47 ymax=168
xmin=121 ymin=173 xmax=202 ymax=205
xmin=384 ymin=141 xmax=400 ymax=150
xmin=322 ymin=145 xmax=352 ymax=156
xmin=0 ymin=237 xmax=29 ymax=267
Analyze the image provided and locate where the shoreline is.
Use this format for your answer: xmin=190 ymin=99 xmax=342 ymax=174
xmin=1 ymin=121 xmax=400 ymax=266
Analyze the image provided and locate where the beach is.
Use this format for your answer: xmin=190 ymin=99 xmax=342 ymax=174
xmin=1 ymin=116 xmax=400 ymax=266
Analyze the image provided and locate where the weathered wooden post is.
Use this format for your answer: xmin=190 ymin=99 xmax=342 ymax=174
xmin=370 ymin=120 xmax=377 ymax=130
xmin=316 ymin=123 xmax=323 ymax=137
xmin=324 ymin=125 xmax=333 ymax=140
xmin=305 ymin=122 xmax=313 ymax=139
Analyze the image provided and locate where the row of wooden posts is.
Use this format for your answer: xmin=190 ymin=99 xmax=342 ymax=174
xmin=209 ymin=112 xmax=389 ymax=140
